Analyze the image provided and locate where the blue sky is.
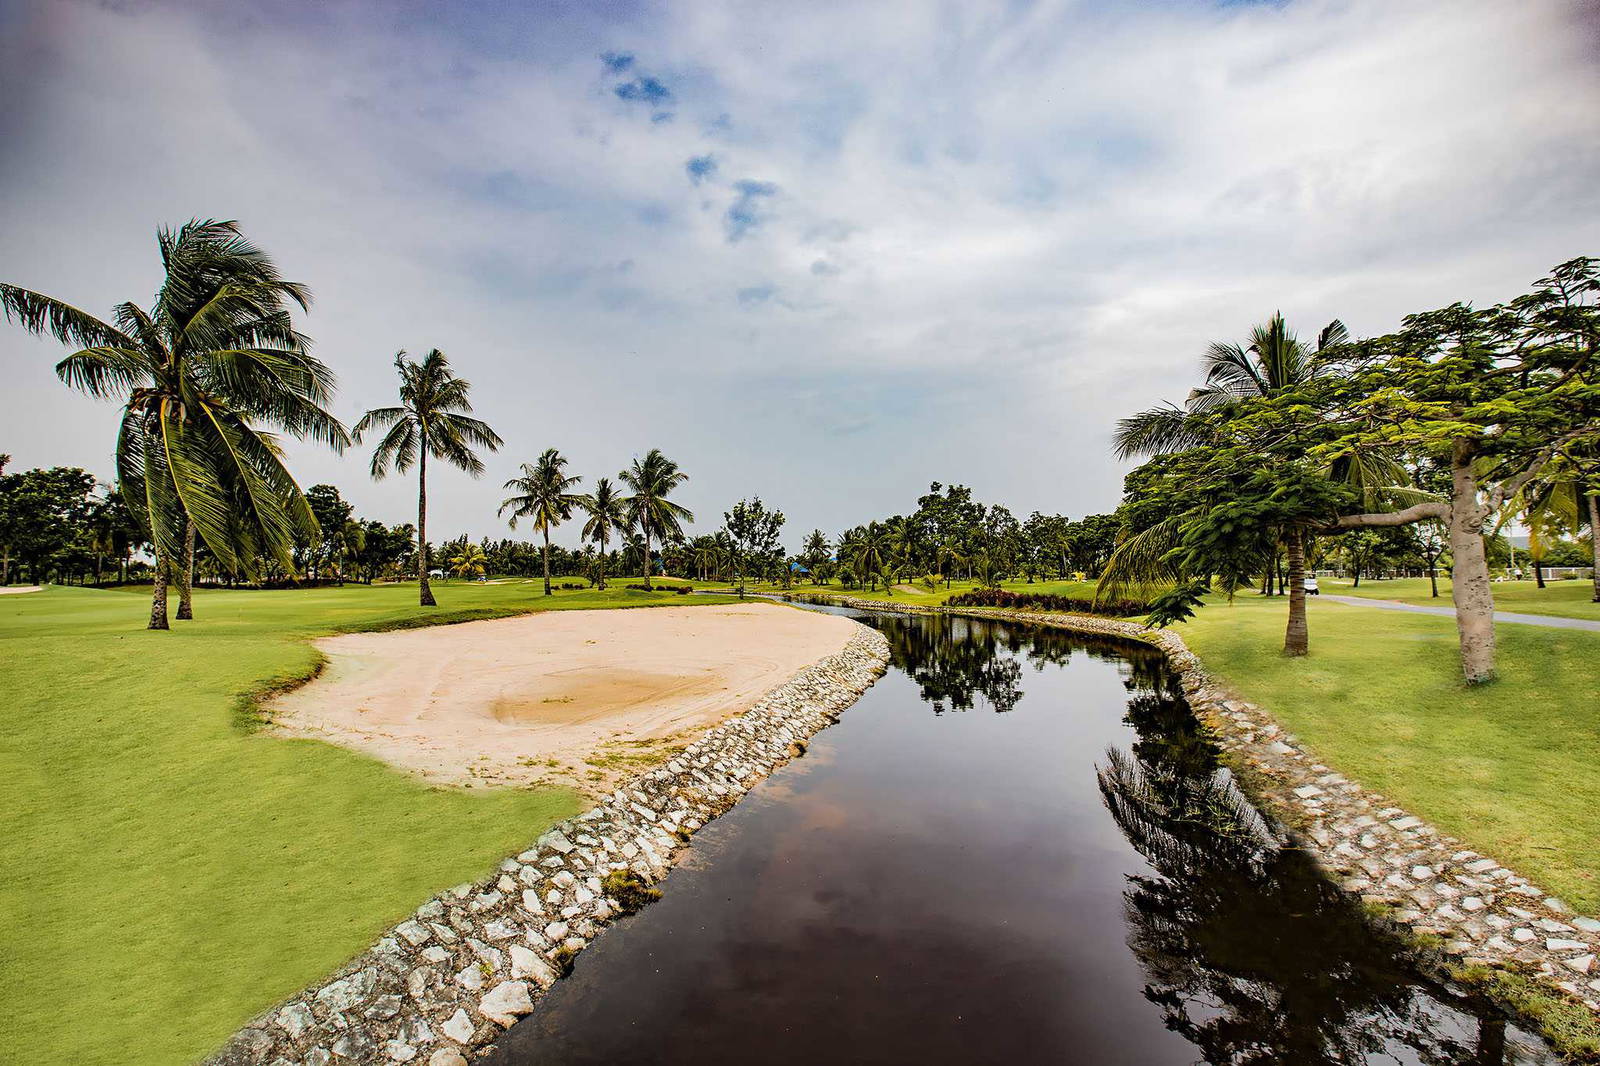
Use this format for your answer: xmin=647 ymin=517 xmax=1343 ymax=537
xmin=2 ymin=0 xmax=1598 ymax=545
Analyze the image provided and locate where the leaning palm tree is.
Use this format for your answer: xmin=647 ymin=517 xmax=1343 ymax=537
xmin=1 ymin=219 xmax=347 ymax=628
xmin=1113 ymin=314 xmax=1348 ymax=459
xmin=619 ymin=449 xmax=693 ymax=590
xmin=355 ymin=349 xmax=502 ymax=607
xmin=1105 ymin=314 xmax=1408 ymax=657
xmin=500 ymin=448 xmax=585 ymax=595
xmin=579 ymin=476 xmax=628 ymax=590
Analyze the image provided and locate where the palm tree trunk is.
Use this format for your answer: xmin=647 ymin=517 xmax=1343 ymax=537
xmin=542 ymin=527 xmax=552 ymax=595
xmin=1534 ymin=558 xmax=1546 ymax=588
xmin=148 ymin=554 xmax=170 ymax=630
xmin=1283 ymin=528 xmax=1308 ymax=657
xmin=418 ymin=447 xmax=436 ymax=607
xmin=1 ymin=543 xmax=9 ymax=585
xmin=641 ymin=516 xmax=653 ymax=591
xmin=1429 ymin=556 xmax=1439 ymax=598
xmin=598 ymin=536 xmax=608 ymax=590
xmin=176 ymin=519 xmax=196 ymax=620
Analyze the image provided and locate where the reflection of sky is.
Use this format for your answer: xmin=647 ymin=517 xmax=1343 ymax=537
xmin=4 ymin=0 xmax=1598 ymax=544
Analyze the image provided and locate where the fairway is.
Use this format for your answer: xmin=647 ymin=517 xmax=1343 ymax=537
xmin=0 ymin=580 xmax=734 ymax=1066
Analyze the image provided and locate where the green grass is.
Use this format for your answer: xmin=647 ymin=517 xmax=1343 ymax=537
xmin=0 ymin=579 xmax=737 ymax=1066
xmin=1321 ymin=575 xmax=1599 ymax=621
xmin=1174 ymin=594 xmax=1600 ymax=912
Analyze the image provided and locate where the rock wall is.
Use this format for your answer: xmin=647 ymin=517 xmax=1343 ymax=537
xmin=207 ymin=624 xmax=890 ymax=1066
xmin=936 ymin=604 xmax=1600 ymax=1025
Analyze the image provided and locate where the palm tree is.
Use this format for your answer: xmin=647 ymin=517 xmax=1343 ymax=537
xmin=619 ymin=449 xmax=693 ymax=590
xmin=500 ymin=448 xmax=585 ymax=595
xmin=355 ymin=349 xmax=502 ymax=607
xmin=450 ymin=542 xmax=488 ymax=581
xmin=579 ymin=477 xmax=628 ymax=590
xmin=852 ymin=522 xmax=892 ymax=592
xmin=1108 ymin=314 xmax=1388 ymax=657
xmin=1 ymin=219 xmax=347 ymax=628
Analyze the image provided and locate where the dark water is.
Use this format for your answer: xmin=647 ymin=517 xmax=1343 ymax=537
xmin=485 ymin=606 xmax=1553 ymax=1066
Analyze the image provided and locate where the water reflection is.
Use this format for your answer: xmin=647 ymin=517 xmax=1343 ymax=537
xmin=1098 ymin=672 xmax=1536 ymax=1065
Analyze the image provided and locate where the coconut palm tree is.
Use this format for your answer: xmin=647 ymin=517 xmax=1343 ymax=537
xmin=852 ymin=522 xmax=892 ymax=592
xmin=0 ymin=219 xmax=347 ymax=628
xmin=619 ymin=448 xmax=693 ymax=590
xmin=500 ymin=448 xmax=585 ymax=595
xmin=1105 ymin=314 xmax=1415 ymax=657
xmin=355 ymin=349 xmax=502 ymax=607
xmin=578 ymin=476 xmax=628 ymax=590
xmin=450 ymin=542 xmax=488 ymax=581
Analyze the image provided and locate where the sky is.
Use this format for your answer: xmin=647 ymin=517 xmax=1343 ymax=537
xmin=3 ymin=0 xmax=1598 ymax=549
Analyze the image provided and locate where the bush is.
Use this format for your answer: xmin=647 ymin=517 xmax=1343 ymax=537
xmin=602 ymin=869 xmax=662 ymax=915
xmin=944 ymin=587 xmax=1150 ymax=616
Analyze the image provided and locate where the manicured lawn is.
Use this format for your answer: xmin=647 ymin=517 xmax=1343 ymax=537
xmin=0 ymin=579 xmax=735 ymax=1066
xmin=1175 ymin=594 xmax=1600 ymax=913
xmin=1321 ymin=575 xmax=1599 ymax=621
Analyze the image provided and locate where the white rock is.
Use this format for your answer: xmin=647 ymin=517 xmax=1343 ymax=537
xmin=510 ymin=944 xmax=557 ymax=987
xmin=1546 ymin=938 xmax=1586 ymax=951
xmin=383 ymin=1041 xmax=417 ymax=1062
xmin=421 ymin=946 xmax=450 ymax=964
xmin=395 ymin=921 xmax=432 ymax=947
xmin=521 ymin=889 xmax=545 ymax=915
xmin=276 ymin=1002 xmax=315 ymax=1040
xmin=1564 ymin=954 xmax=1595 ymax=975
xmin=455 ymin=965 xmax=484 ymax=991
xmin=544 ymin=921 xmax=569 ymax=942
xmin=479 ymin=980 xmax=535 ymax=1027
xmin=429 ymin=1050 xmax=469 ymax=1066
xmin=441 ymin=1008 xmax=474 ymax=1043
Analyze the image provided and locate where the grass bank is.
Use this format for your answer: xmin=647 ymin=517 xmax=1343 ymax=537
xmin=0 ymin=578 xmax=735 ymax=1066
xmin=1174 ymin=594 xmax=1600 ymax=913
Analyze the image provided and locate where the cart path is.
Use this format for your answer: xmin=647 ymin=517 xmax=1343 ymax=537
xmin=1322 ymin=594 xmax=1600 ymax=632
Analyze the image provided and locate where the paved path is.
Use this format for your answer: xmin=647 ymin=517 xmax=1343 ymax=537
xmin=1321 ymin=594 xmax=1600 ymax=632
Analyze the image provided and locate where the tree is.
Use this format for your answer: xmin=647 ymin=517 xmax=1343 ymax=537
xmin=449 ymin=542 xmax=487 ymax=580
xmin=499 ymin=448 xmax=585 ymax=595
xmin=799 ymin=529 xmax=831 ymax=584
xmin=579 ymin=477 xmax=628 ymax=590
xmin=1113 ymin=312 xmax=1348 ymax=458
xmin=303 ymin=484 xmax=353 ymax=581
xmin=355 ymin=348 xmax=503 ymax=607
xmin=1 ymin=219 xmax=348 ymax=627
xmin=0 ymin=466 xmax=96 ymax=584
xmin=1317 ymin=259 xmax=1600 ymax=681
xmin=619 ymin=449 xmax=693 ymax=590
xmin=723 ymin=496 xmax=785 ymax=595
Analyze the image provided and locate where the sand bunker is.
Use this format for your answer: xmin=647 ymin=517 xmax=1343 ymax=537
xmin=0 ymin=585 xmax=42 ymax=595
xmin=267 ymin=602 xmax=856 ymax=792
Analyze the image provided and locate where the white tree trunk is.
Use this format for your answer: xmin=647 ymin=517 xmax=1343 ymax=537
xmin=1448 ymin=440 xmax=1496 ymax=684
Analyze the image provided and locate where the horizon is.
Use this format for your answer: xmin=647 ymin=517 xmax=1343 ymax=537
xmin=3 ymin=0 xmax=1598 ymax=548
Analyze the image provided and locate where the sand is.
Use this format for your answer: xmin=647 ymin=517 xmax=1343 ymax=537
xmin=266 ymin=602 xmax=856 ymax=792
xmin=0 ymin=586 xmax=42 ymax=595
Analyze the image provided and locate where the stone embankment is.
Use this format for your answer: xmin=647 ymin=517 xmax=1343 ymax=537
xmin=207 ymin=623 xmax=890 ymax=1066
xmin=932 ymin=602 xmax=1600 ymax=1024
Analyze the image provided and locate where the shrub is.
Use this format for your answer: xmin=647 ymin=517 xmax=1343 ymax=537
xmin=944 ymin=587 xmax=1151 ymax=616
xmin=602 ymin=869 xmax=662 ymax=915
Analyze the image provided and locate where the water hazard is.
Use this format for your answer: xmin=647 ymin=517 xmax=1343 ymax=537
xmin=484 ymin=605 xmax=1554 ymax=1065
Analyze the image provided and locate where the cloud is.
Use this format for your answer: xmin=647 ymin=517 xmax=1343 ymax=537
xmin=685 ymin=154 xmax=717 ymax=184
xmin=2 ymin=0 xmax=1598 ymax=547
xmin=725 ymin=179 xmax=778 ymax=241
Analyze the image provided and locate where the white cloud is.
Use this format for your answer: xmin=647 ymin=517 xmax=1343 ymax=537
xmin=2 ymin=0 xmax=1597 ymax=544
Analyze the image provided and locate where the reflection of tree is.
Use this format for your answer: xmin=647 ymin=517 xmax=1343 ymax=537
xmin=879 ymin=615 xmax=1024 ymax=713
xmin=1099 ymin=700 xmax=1528 ymax=1065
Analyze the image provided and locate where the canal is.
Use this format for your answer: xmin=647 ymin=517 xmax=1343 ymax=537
xmin=484 ymin=604 xmax=1553 ymax=1065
